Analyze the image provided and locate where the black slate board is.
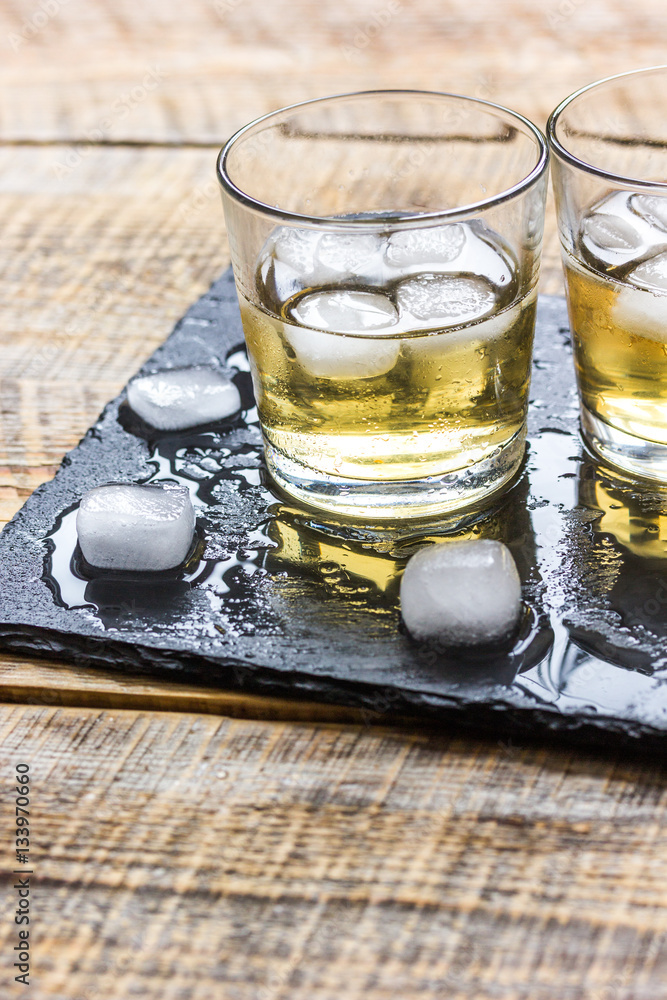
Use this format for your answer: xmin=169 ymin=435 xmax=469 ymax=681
xmin=2 ymin=269 xmax=667 ymax=751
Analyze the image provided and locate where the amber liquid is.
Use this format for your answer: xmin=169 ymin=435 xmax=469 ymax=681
xmin=563 ymin=190 xmax=667 ymax=450
xmin=564 ymin=251 xmax=667 ymax=447
xmin=241 ymin=202 xmax=538 ymax=489
xmin=241 ymin=291 xmax=535 ymax=481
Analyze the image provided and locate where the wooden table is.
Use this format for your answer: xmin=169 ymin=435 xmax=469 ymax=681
xmin=1 ymin=3 xmax=666 ymax=996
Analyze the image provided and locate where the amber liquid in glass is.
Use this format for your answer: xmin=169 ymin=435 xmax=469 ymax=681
xmin=241 ymin=220 xmax=535 ymax=484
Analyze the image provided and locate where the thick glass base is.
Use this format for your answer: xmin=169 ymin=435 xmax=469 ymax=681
xmin=581 ymin=405 xmax=667 ymax=483
xmin=264 ymin=427 xmax=527 ymax=521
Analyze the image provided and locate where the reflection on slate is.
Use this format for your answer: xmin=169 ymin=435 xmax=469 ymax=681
xmin=563 ymin=457 xmax=667 ymax=675
xmin=2 ymin=269 xmax=667 ymax=750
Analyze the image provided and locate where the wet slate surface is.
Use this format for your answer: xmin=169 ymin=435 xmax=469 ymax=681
xmin=2 ymin=269 xmax=667 ymax=751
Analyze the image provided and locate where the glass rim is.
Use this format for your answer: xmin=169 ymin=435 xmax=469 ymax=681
xmin=547 ymin=65 xmax=667 ymax=191
xmin=216 ymin=89 xmax=549 ymax=229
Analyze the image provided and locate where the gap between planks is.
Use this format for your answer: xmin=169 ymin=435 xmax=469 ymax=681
xmin=0 ymin=654 xmax=402 ymax=724
xmin=0 ymin=138 xmax=223 ymax=148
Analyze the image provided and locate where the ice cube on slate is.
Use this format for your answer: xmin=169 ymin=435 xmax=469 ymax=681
xmin=127 ymin=367 xmax=241 ymax=431
xmin=286 ymin=289 xmax=400 ymax=379
xmin=396 ymin=273 xmax=497 ymax=328
xmin=400 ymin=539 xmax=522 ymax=645
xmin=76 ymin=484 xmax=196 ymax=571
xmin=386 ymin=224 xmax=466 ymax=267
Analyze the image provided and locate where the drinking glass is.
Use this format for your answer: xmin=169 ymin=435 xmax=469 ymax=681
xmin=218 ymin=90 xmax=548 ymax=519
xmin=548 ymin=67 xmax=667 ymax=481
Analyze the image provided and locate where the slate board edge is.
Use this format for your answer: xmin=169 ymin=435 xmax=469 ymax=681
xmin=0 ymin=622 xmax=664 ymax=753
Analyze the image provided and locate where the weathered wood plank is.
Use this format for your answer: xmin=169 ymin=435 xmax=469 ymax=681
xmin=0 ymin=145 xmax=227 ymax=510
xmin=0 ymin=652 xmax=390 ymax=722
xmin=1 ymin=0 xmax=666 ymax=146
xmin=0 ymin=705 xmax=665 ymax=999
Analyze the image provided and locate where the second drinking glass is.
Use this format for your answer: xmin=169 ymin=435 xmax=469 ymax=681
xmin=549 ymin=67 xmax=667 ymax=482
xmin=218 ymin=91 xmax=549 ymax=519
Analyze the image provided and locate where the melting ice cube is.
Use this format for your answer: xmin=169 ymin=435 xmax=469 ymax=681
xmin=580 ymin=192 xmax=651 ymax=269
xmin=76 ymin=483 xmax=196 ymax=572
xmin=316 ymin=232 xmax=384 ymax=283
xmin=583 ymin=213 xmax=643 ymax=253
xmin=268 ymin=226 xmax=321 ymax=274
xmin=259 ymin=228 xmax=384 ymax=300
xmin=612 ymin=285 xmax=667 ymax=343
xmin=385 ymin=221 xmax=513 ymax=288
xmin=286 ymin=290 xmax=399 ymax=379
xmin=257 ymin=227 xmax=322 ymax=304
xmin=292 ymin=288 xmax=398 ymax=333
xmin=404 ymin=297 xmax=525 ymax=364
xmin=461 ymin=224 xmax=515 ymax=288
xmin=613 ymin=252 xmax=667 ymax=342
xmin=626 ymin=251 xmax=667 ymax=292
xmin=581 ymin=215 xmax=644 ymax=270
xmin=396 ymin=273 xmax=497 ymax=329
xmin=127 ymin=367 xmax=241 ymax=431
xmin=400 ymin=539 xmax=522 ymax=645
xmin=385 ymin=224 xmax=466 ymax=267
xmin=630 ymin=194 xmax=667 ymax=233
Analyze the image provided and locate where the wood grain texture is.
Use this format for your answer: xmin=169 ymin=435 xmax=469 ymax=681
xmin=1 ymin=706 xmax=667 ymax=999
xmin=2 ymin=3 xmax=667 ymax=996
xmin=0 ymin=144 xmax=227 ymax=509
xmin=1 ymin=0 xmax=666 ymax=144
xmin=0 ymin=652 xmax=394 ymax=723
